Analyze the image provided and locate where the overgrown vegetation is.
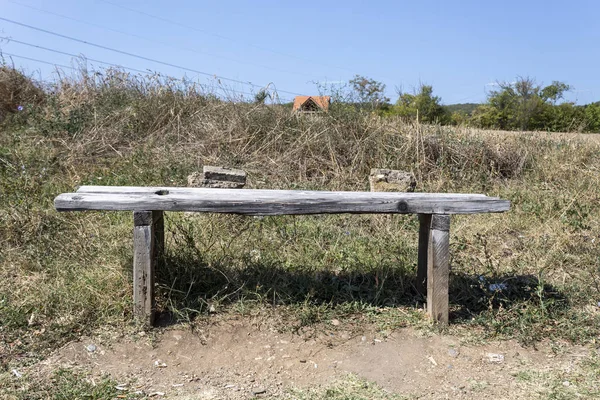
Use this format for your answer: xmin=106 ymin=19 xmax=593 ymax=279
xmin=1 ymin=64 xmax=600 ymax=395
xmin=0 ymin=62 xmax=45 ymax=122
xmin=322 ymin=74 xmax=600 ymax=132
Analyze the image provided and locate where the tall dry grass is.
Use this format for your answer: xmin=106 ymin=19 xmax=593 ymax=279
xmin=0 ymin=64 xmax=45 ymax=122
xmin=1 ymin=64 xmax=599 ymax=375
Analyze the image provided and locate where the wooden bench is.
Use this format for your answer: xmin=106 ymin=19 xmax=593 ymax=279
xmin=54 ymin=186 xmax=510 ymax=325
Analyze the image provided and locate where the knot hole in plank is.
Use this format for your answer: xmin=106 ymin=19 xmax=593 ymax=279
xmin=155 ymin=190 xmax=169 ymax=196
xmin=396 ymin=201 xmax=408 ymax=212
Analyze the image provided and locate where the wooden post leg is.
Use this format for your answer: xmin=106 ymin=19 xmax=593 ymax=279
xmin=427 ymin=214 xmax=450 ymax=324
xmin=133 ymin=211 xmax=156 ymax=326
xmin=153 ymin=210 xmax=164 ymax=268
xmin=416 ymin=214 xmax=432 ymax=297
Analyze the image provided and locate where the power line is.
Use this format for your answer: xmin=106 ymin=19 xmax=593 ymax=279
xmin=1 ymin=38 xmax=293 ymax=101
xmin=2 ymin=37 xmax=150 ymax=75
xmin=7 ymin=0 xmax=319 ymax=81
xmin=1 ymin=51 xmax=292 ymax=102
xmin=0 ymin=16 xmax=303 ymax=97
xmin=98 ymin=0 xmax=355 ymax=75
xmin=1 ymin=51 xmax=77 ymax=71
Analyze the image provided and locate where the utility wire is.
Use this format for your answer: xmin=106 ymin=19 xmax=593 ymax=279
xmin=2 ymin=37 xmax=149 ymax=75
xmin=1 ymin=51 xmax=77 ymax=71
xmin=0 ymin=16 xmax=303 ymax=97
xmin=98 ymin=0 xmax=355 ymax=75
xmin=7 ymin=0 xmax=319 ymax=80
xmin=1 ymin=51 xmax=291 ymax=101
xmin=1 ymin=38 xmax=292 ymax=100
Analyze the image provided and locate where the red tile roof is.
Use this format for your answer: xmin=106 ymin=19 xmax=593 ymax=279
xmin=292 ymin=96 xmax=331 ymax=112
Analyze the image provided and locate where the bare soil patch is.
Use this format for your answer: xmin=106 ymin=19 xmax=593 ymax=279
xmin=37 ymin=316 xmax=589 ymax=399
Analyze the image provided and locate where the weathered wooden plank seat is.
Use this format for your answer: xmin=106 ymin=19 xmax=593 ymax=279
xmin=55 ymin=186 xmax=510 ymax=325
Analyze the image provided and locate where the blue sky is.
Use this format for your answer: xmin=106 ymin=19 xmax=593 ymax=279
xmin=0 ymin=0 xmax=598 ymax=104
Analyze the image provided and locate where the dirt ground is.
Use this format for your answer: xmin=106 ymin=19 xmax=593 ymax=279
xmin=35 ymin=315 xmax=591 ymax=399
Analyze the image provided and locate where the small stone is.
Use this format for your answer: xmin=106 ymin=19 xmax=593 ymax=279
xmin=331 ymin=319 xmax=340 ymax=326
xmin=562 ymin=381 xmax=570 ymax=387
xmin=86 ymin=344 xmax=97 ymax=353
xmin=488 ymin=283 xmax=508 ymax=292
xmin=486 ymin=353 xmax=504 ymax=363
xmin=154 ymin=360 xmax=167 ymax=368
xmin=448 ymin=348 xmax=459 ymax=357
xmin=252 ymin=387 xmax=267 ymax=395
xmin=369 ymin=168 xmax=416 ymax=192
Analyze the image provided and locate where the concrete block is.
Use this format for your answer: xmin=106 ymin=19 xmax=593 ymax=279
xmin=187 ymin=166 xmax=247 ymax=188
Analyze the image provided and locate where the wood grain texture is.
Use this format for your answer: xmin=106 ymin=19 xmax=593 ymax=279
xmin=76 ymin=185 xmax=490 ymax=198
xmin=416 ymin=214 xmax=432 ymax=297
xmin=56 ymin=187 xmax=510 ymax=215
xmin=133 ymin=211 xmax=155 ymax=326
xmin=427 ymin=214 xmax=450 ymax=324
xmin=153 ymin=210 xmax=164 ymax=269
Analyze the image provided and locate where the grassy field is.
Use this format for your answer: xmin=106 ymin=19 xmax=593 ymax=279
xmin=1 ymin=66 xmax=600 ymax=398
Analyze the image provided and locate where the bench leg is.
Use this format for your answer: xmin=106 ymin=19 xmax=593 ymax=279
xmin=426 ymin=214 xmax=450 ymax=324
xmin=154 ymin=211 xmax=164 ymax=267
xmin=133 ymin=211 xmax=163 ymax=326
xmin=416 ymin=214 xmax=431 ymax=297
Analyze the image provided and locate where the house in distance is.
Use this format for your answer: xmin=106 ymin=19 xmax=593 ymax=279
xmin=292 ymin=96 xmax=331 ymax=113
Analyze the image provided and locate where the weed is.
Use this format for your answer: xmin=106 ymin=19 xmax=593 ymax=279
xmin=0 ymin=368 xmax=127 ymax=400
xmin=287 ymin=374 xmax=409 ymax=399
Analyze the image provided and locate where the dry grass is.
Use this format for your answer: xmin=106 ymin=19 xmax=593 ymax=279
xmin=0 ymin=64 xmax=45 ymax=121
xmin=1 ymin=65 xmax=600 ymax=396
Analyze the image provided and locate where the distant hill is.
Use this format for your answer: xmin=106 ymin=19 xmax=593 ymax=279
xmin=443 ymin=103 xmax=480 ymax=115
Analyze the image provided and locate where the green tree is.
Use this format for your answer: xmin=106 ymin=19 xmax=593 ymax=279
xmin=392 ymin=84 xmax=448 ymax=123
xmin=349 ymin=75 xmax=389 ymax=109
xmin=541 ymin=102 xmax=586 ymax=132
xmin=540 ymin=81 xmax=570 ymax=104
xmin=472 ymin=77 xmax=574 ymax=131
xmin=584 ymin=102 xmax=600 ymax=132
